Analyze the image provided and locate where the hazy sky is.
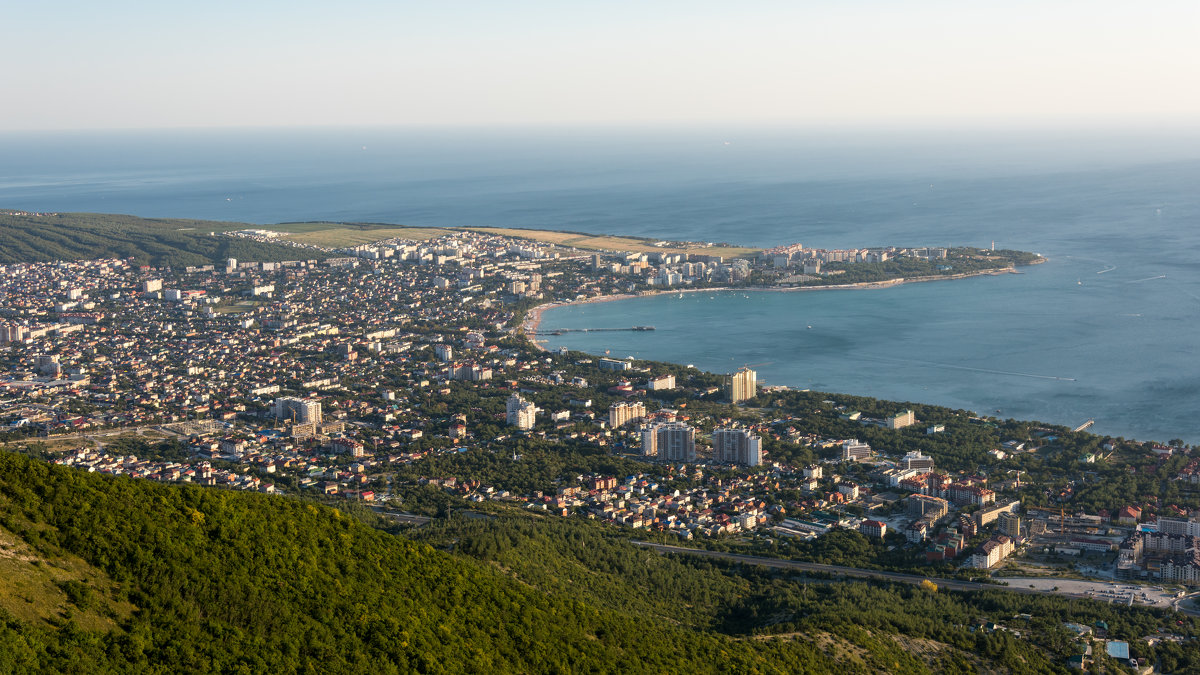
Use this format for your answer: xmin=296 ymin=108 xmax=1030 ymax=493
xmin=4 ymin=1 xmax=1198 ymax=131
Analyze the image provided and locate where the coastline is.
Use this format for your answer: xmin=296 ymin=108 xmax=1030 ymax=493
xmin=521 ymin=265 xmax=1032 ymax=353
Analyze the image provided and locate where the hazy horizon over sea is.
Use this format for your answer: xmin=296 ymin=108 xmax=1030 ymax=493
xmin=2 ymin=126 xmax=1199 ymax=442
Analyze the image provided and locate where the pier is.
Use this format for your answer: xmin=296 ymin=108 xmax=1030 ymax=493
xmin=1073 ymin=419 xmax=1095 ymax=432
xmin=530 ymin=326 xmax=654 ymax=336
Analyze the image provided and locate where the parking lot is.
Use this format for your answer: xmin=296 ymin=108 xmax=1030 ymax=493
xmin=997 ymin=576 xmax=1183 ymax=609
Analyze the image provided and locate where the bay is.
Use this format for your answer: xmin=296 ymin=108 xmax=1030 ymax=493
xmin=1 ymin=126 xmax=1198 ymax=441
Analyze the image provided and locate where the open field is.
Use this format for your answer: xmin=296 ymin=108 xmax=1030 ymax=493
xmin=213 ymin=300 xmax=265 ymax=314
xmin=0 ymin=211 xmax=759 ymax=260
xmin=277 ymin=225 xmax=453 ymax=247
xmin=464 ymin=226 xmax=762 ymax=257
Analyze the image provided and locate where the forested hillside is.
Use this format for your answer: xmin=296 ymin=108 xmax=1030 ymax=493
xmin=6 ymin=448 xmax=1200 ymax=672
xmin=0 ymin=212 xmax=323 ymax=266
xmin=0 ymin=450 xmax=852 ymax=674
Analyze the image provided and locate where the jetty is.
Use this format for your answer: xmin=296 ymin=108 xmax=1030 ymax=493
xmin=1073 ymin=419 xmax=1095 ymax=432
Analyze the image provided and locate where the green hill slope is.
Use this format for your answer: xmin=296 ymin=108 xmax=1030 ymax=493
xmin=0 ymin=451 xmax=844 ymax=673
xmin=0 ymin=212 xmax=326 ymax=267
xmin=7 ymin=449 xmax=1200 ymax=673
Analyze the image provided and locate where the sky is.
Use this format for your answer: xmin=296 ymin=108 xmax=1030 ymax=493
xmin=3 ymin=1 xmax=1199 ymax=131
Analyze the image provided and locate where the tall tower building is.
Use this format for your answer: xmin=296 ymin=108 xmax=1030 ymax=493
xmin=609 ymin=401 xmax=646 ymax=428
xmin=713 ymin=428 xmax=763 ymax=466
xmin=726 ymin=367 xmax=757 ymax=403
xmin=640 ymin=424 xmax=658 ymax=458
xmin=654 ymin=422 xmax=696 ymax=462
xmin=506 ymin=394 xmax=538 ymax=430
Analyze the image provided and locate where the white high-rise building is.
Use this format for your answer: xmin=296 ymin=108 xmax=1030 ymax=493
xmin=273 ymin=397 xmax=322 ymax=425
xmin=726 ymin=367 xmax=756 ymax=403
xmin=506 ymin=394 xmax=538 ymax=430
xmin=713 ymin=428 xmax=763 ymax=466
xmin=640 ymin=424 xmax=658 ymax=458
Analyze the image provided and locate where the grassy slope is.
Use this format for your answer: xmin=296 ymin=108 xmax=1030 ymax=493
xmin=0 ymin=524 xmax=132 ymax=633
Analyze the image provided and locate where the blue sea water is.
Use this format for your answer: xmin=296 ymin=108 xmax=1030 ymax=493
xmin=2 ymin=126 xmax=1199 ymax=441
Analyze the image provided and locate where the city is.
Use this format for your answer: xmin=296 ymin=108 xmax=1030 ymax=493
xmin=2 ymin=225 xmax=1198 ymax=668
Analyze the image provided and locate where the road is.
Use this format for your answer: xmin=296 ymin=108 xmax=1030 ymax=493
xmin=372 ymin=508 xmax=432 ymax=526
xmin=637 ymin=542 xmax=1200 ymax=614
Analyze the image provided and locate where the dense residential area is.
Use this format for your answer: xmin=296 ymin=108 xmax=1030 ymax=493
xmin=1 ymin=227 xmax=1198 ymax=671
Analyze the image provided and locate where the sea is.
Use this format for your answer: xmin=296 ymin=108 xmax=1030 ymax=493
xmin=2 ymin=126 xmax=1199 ymax=442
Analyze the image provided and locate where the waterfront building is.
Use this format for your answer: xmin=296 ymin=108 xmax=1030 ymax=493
xmin=726 ymin=367 xmax=756 ymax=403
xmin=646 ymin=374 xmax=675 ymax=391
xmin=598 ymin=358 xmax=632 ymax=371
xmin=886 ymin=410 xmax=916 ymax=430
